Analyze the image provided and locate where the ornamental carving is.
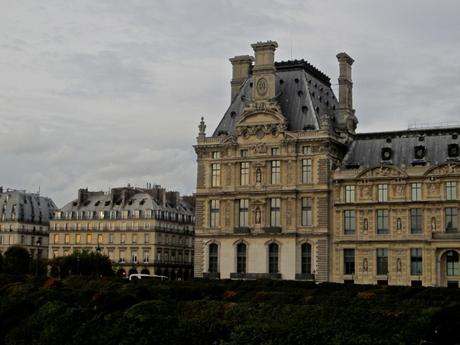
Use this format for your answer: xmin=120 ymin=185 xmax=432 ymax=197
xmin=359 ymin=166 xmax=405 ymax=178
xmin=252 ymin=143 xmax=268 ymax=154
xmin=426 ymin=163 xmax=460 ymax=176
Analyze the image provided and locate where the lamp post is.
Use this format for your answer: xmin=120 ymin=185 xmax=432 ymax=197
xmin=35 ymin=239 xmax=41 ymax=276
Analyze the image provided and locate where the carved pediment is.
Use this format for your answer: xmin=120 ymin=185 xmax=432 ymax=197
xmin=236 ymin=100 xmax=287 ymax=138
xmin=425 ymin=163 xmax=460 ymax=176
xmin=357 ymin=166 xmax=407 ymax=179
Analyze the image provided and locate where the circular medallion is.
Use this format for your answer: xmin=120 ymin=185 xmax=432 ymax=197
xmin=256 ymin=77 xmax=268 ymax=96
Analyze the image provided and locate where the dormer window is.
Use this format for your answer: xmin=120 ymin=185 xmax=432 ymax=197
xmin=381 ymin=147 xmax=392 ymax=161
xmin=414 ymin=146 xmax=426 ymax=160
xmin=448 ymin=143 xmax=459 ymax=158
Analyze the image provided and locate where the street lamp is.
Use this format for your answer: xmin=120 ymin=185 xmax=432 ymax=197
xmin=35 ymin=238 xmax=41 ymax=276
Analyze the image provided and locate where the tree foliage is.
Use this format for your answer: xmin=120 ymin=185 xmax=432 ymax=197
xmin=3 ymin=246 xmax=31 ymax=274
xmin=52 ymin=250 xmax=114 ymax=278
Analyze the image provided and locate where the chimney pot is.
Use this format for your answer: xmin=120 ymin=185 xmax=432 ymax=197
xmin=229 ymin=55 xmax=254 ymax=101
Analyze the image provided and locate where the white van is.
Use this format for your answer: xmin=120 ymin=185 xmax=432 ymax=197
xmin=128 ymin=273 xmax=169 ymax=281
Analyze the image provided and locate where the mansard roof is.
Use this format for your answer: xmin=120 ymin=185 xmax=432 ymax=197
xmin=213 ymin=60 xmax=339 ymax=136
xmin=342 ymin=126 xmax=460 ymax=169
xmin=60 ymin=186 xmax=194 ymax=216
xmin=0 ymin=188 xmax=57 ymax=223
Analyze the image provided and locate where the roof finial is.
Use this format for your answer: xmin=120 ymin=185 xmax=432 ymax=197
xmin=198 ymin=116 xmax=206 ymax=138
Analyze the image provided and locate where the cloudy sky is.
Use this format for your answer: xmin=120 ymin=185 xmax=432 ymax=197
xmin=1 ymin=0 xmax=460 ymax=206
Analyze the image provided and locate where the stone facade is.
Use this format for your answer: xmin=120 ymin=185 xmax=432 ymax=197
xmin=0 ymin=187 xmax=56 ymax=259
xmin=49 ymin=185 xmax=195 ymax=279
xmin=194 ymin=40 xmax=460 ymax=287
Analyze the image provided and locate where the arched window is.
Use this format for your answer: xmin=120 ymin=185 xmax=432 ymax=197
xmin=301 ymin=243 xmax=312 ymax=274
xmin=208 ymin=243 xmax=218 ymax=273
xmin=268 ymin=243 xmax=279 ymax=274
xmin=446 ymin=250 xmax=460 ymax=276
xmin=236 ymin=243 xmax=247 ymax=274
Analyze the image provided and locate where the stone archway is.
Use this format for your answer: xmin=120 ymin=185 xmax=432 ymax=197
xmin=117 ymin=268 xmax=126 ymax=278
xmin=141 ymin=268 xmax=150 ymax=275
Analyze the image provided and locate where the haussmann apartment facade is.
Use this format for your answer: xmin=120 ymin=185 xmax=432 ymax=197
xmin=193 ymin=40 xmax=460 ymax=287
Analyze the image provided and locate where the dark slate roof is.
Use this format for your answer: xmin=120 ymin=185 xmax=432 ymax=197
xmin=342 ymin=127 xmax=460 ymax=168
xmin=60 ymin=187 xmax=194 ymax=216
xmin=0 ymin=189 xmax=57 ymax=223
xmin=213 ymin=60 xmax=338 ymax=136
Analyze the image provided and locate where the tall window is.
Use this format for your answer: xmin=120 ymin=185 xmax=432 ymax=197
xmin=212 ymin=151 xmax=220 ymax=159
xmin=236 ymin=243 xmax=247 ymax=274
xmin=376 ymin=248 xmax=388 ymax=275
xmin=445 ymin=207 xmax=458 ymax=232
xmin=211 ymin=163 xmax=221 ymax=187
xmin=268 ymin=243 xmax=279 ymax=273
xmin=239 ymin=199 xmax=249 ymax=227
xmin=271 ymin=160 xmax=281 ymax=184
xmin=76 ymin=234 xmax=81 ymax=244
xmin=270 ymin=198 xmax=281 ymax=227
xmin=240 ymin=162 xmax=249 ymax=185
xmin=446 ymin=181 xmax=457 ymax=201
xmin=377 ymin=209 xmax=389 ymax=234
xmin=345 ymin=185 xmax=355 ymax=203
xmin=301 ymin=243 xmax=312 ymax=274
xmin=344 ymin=210 xmax=356 ymax=235
xmin=240 ymin=149 xmax=248 ymax=158
xmin=410 ymin=208 xmax=423 ymax=234
xmin=210 ymin=200 xmax=220 ymax=227
xmin=302 ymin=146 xmax=312 ymax=155
xmin=271 ymin=147 xmax=279 ymax=156
xmin=446 ymin=251 xmax=460 ymax=276
xmin=378 ymin=184 xmax=388 ymax=202
xmin=208 ymin=244 xmax=218 ymax=273
xmin=302 ymin=159 xmax=313 ymax=184
xmin=411 ymin=183 xmax=422 ymax=201
xmin=132 ymin=252 xmax=138 ymax=263
xmin=410 ymin=248 xmax=423 ymax=275
xmin=344 ymin=249 xmax=355 ymax=275
xmin=301 ymin=198 xmax=312 ymax=226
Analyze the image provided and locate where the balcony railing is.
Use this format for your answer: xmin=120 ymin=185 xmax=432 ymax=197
xmin=233 ymin=227 xmax=250 ymax=234
xmin=230 ymin=272 xmax=282 ymax=280
xmin=263 ymin=227 xmax=282 ymax=234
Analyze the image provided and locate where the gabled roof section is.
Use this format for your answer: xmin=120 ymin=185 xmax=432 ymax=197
xmin=213 ymin=60 xmax=338 ymax=136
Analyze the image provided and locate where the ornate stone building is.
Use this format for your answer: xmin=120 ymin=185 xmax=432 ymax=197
xmin=194 ymin=41 xmax=355 ymax=282
xmin=194 ymin=40 xmax=460 ymax=287
xmin=0 ymin=187 xmax=57 ymax=259
xmin=50 ymin=185 xmax=195 ymax=279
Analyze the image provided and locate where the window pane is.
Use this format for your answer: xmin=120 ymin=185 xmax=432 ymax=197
xmin=344 ymin=210 xmax=356 ymax=234
xmin=236 ymin=243 xmax=247 ymax=273
xmin=410 ymin=209 xmax=423 ymax=234
xmin=301 ymin=243 xmax=312 ymax=274
xmin=376 ymin=248 xmax=388 ymax=275
xmin=270 ymin=198 xmax=281 ymax=227
xmin=268 ymin=243 xmax=279 ymax=273
xmin=271 ymin=161 xmax=281 ymax=184
xmin=410 ymin=248 xmax=423 ymax=275
xmin=301 ymin=198 xmax=312 ymax=226
xmin=344 ymin=249 xmax=355 ymax=275
xmin=209 ymin=244 xmax=218 ymax=273
xmin=239 ymin=199 xmax=249 ymax=227
xmin=240 ymin=162 xmax=249 ymax=185
xmin=302 ymin=159 xmax=312 ymax=184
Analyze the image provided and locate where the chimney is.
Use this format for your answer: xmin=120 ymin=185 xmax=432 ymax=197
xmin=77 ymin=188 xmax=89 ymax=207
xmin=336 ymin=52 xmax=358 ymax=133
xmin=166 ymin=191 xmax=180 ymax=208
xmin=251 ymin=41 xmax=278 ymax=101
xmin=229 ymin=55 xmax=254 ymax=101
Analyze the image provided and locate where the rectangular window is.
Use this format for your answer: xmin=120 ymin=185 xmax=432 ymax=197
xmin=344 ymin=210 xmax=356 ymax=235
xmin=377 ymin=209 xmax=389 ymax=234
xmin=119 ymin=251 xmax=125 ymax=263
xmin=271 ymin=147 xmax=279 ymax=156
xmin=109 ymin=233 xmax=114 ymax=244
xmin=210 ymin=200 xmax=220 ymax=228
xmin=64 ymin=234 xmax=70 ymax=244
xmin=143 ymin=252 xmax=149 ymax=263
xmin=378 ymin=184 xmax=388 ymax=202
xmin=446 ymin=181 xmax=457 ymax=201
xmin=271 ymin=160 xmax=281 ymax=184
xmin=144 ymin=233 xmax=149 ymax=244
xmin=302 ymin=159 xmax=313 ymax=184
xmin=344 ymin=249 xmax=355 ymax=275
xmin=53 ymin=234 xmax=59 ymax=244
xmin=301 ymin=198 xmax=312 ymax=226
xmin=345 ymin=186 xmax=355 ymax=203
xmin=132 ymin=252 xmax=138 ymax=263
xmin=410 ymin=208 xmax=423 ymax=234
xmin=270 ymin=198 xmax=281 ymax=227
xmin=240 ymin=162 xmax=249 ymax=185
xmin=302 ymin=146 xmax=312 ymax=155
xmin=211 ymin=163 xmax=221 ymax=187
xmin=120 ymin=234 xmax=125 ymax=244
xmin=445 ymin=207 xmax=458 ymax=232
xmin=412 ymin=183 xmax=422 ymax=201
xmin=410 ymin=248 xmax=423 ymax=275
xmin=240 ymin=149 xmax=248 ymax=158
xmin=86 ymin=234 xmax=92 ymax=244
xmin=376 ymin=248 xmax=388 ymax=275
xmin=212 ymin=151 xmax=220 ymax=159
xmin=97 ymin=234 xmax=103 ymax=244
xmin=75 ymin=234 xmax=81 ymax=244
xmin=239 ymin=199 xmax=249 ymax=227
xmin=132 ymin=234 xmax=137 ymax=244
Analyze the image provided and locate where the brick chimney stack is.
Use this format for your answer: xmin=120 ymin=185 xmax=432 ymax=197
xmin=336 ymin=52 xmax=358 ymax=133
xmin=229 ymin=55 xmax=254 ymax=101
xmin=251 ymin=40 xmax=278 ymax=101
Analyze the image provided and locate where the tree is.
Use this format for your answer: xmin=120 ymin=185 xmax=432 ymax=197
xmin=54 ymin=250 xmax=114 ymax=278
xmin=0 ymin=251 xmax=3 ymax=273
xmin=3 ymin=246 xmax=31 ymax=274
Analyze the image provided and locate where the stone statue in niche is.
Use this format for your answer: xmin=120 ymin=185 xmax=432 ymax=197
xmin=256 ymin=168 xmax=262 ymax=183
xmin=431 ymin=217 xmax=436 ymax=232
xmin=396 ymin=218 xmax=402 ymax=231
xmin=363 ymin=258 xmax=368 ymax=272
xmin=396 ymin=258 xmax=402 ymax=273
xmin=363 ymin=218 xmax=368 ymax=231
xmin=255 ymin=207 xmax=261 ymax=224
